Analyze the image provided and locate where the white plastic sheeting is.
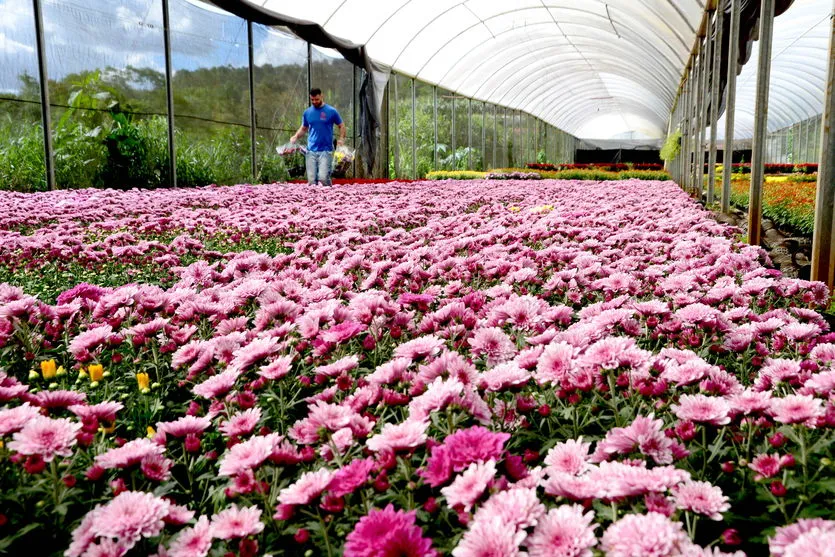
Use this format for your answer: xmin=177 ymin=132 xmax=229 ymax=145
xmin=715 ymin=0 xmax=831 ymax=140
xmin=254 ymin=0 xmax=706 ymax=139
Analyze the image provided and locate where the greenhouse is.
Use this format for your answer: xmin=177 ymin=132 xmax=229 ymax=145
xmin=0 ymin=0 xmax=834 ymax=555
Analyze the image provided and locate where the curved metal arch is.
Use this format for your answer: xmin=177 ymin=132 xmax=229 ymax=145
xmin=409 ymin=5 xmax=686 ymax=86
xmin=451 ymin=34 xmax=680 ymax=104
xmin=495 ymin=51 xmax=675 ymax=111
xmin=437 ymin=19 xmax=684 ymax=95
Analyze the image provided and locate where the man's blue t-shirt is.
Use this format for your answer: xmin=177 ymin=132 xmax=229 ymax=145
xmin=303 ymin=104 xmax=343 ymax=152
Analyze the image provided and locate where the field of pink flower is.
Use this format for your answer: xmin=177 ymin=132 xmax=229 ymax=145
xmin=1 ymin=179 xmax=834 ymax=557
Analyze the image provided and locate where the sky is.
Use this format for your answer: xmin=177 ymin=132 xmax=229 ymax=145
xmin=0 ymin=0 xmax=329 ymax=95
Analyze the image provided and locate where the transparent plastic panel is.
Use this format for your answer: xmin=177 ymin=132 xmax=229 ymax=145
xmin=366 ymin=0 xmax=462 ymax=66
xmin=414 ymin=80 xmax=434 ymax=177
xmin=484 ymin=103 xmax=495 ymax=170
xmin=716 ymin=0 xmax=829 ymax=140
xmin=454 ymin=95 xmax=469 ymax=170
xmin=311 ymin=44 xmax=354 ymax=159
xmin=393 ymin=4 xmax=480 ymax=76
xmin=42 ymin=0 xmax=167 ymax=189
xmin=436 ymin=88 xmax=452 ymax=170
xmin=0 ymin=0 xmax=45 ymax=191
xmin=391 ymin=74 xmax=413 ymax=178
xmin=170 ymin=0 xmax=250 ymax=186
xmin=252 ymin=25 xmax=308 ymax=183
xmin=316 ymin=0 xmax=413 ymax=45
xmin=471 ymin=101 xmax=484 ymax=171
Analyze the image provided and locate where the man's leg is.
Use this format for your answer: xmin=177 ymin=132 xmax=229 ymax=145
xmin=305 ymin=151 xmax=317 ymax=185
xmin=319 ymin=151 xmax=333 ymax=187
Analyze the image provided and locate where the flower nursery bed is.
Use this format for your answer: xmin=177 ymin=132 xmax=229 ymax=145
xmin=0 ymin=179 xmax=833 ymax=556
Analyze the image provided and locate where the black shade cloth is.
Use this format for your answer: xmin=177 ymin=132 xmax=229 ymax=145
xmin=206 ymin=0 xmax=387 ymax=174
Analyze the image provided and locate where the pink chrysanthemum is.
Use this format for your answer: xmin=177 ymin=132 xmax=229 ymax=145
xmin=441 ymin=460 xmax=496 ymax=513
xmin=320 ymin=321 xmax=367 ymax=344
xmin=96 ymin=438 xmax=165 ymax=469
xmin=524 ymin=504 xmax=597 ymax=557
xmin=544 ymin=438 xmax=591 ymax=475
xmin=217 ymin=433 xmax=280 ymax=477
xmin=749 ymin=453 xmax=784 ymax=480
xmin=328 ymin=457 xmax=376 ymax=497
xmin=442 ymin=426 xmax=511 ymax=472
xmin=278 ymin=468 xmax=334 ymax=505
xmin=473 ymin=487 xmax=545 ymax=531
xmin=670 ymin=481 xmax=729 ymax=520
xmin=68 ymin=325 xmax=113 ymax=358
xmin=314 ymin=355 xmax=360 ymax=378
xmin=727 ymin=389 xmax=772 ymax=415
xmin=345 ymin=504 xmax=438 ymax=557
xmin=228 ymin=337 xmax=280 ymax=373
xmin=0 ymin=402 xmax=43 ymax=436
xmin=8 ymin=414 xmax=80 ymax=462
xmin=479 ymin=362 xmax=531 ymax=392
xmin=408 ymin=377 xmax=465 ymax=422
xmin=140 ymin=453 xmax=174 ymax=482
xmin=192 ymin=370 xmax=239 ymax=399
xmin=535 ymin=341 xmax=574 ymax=386
xmin=671 ymin=394 xmax=731 ymax=426
xmin=600 ymin=512 xmax=689 ymax=557
xmin=366 ymin=419 xmax=428 ymax=453
xmin=93 ymin=491 xmax=172 ymax=549
xmin=468 ymin=327 xmax=517 ymax=366
xmin=770 ymin=519 xmax=835 ymax=555
xmin=156 ymin=415 xmax=212 ymax=438
xmin=783 ymin=528 xmax=835 ymax=557
xmin=69 ymin=401 xmax=124 ymax=422
xmin=394 ymin=335 xmax=446 ymax=361
xmin=591 ymin=415 xmax=673 ymax=465
xmin=452 ymin=516 xmax=526 ymax=557
xmin=258 ymin=355 xmax=293 ymax=380
xmin=167 ymin=515 xmax=213 ymax=557
xmin=35 ymin=389 xmax=87 ymax=409
xmin=219 ymin=407 xmax=262 ymax=438
xmin=210 ymin=505 xmax=264 ymax=540
xmin=769 ymin=394 xmax=824 ymax=427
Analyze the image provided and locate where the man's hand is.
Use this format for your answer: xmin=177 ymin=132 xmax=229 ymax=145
xmin=289 ymin=136 xmax=297 ymax=144
xmin=336 ymin=138 xmax=345 ymax=147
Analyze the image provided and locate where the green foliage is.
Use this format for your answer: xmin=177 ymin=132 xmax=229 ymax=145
xmin=660 ymin=128 xmax=681 ymax=162
xmin=617 ymin=170 xmax=672 ymax=181
xmin=424 ymin=170 xmax=486 ymax=180
xmin=0 ymin=121 xmax=46 ymax=192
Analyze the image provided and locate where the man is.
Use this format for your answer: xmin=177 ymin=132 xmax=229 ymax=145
xmin=290 ymin=88 xmax=346 ymax=187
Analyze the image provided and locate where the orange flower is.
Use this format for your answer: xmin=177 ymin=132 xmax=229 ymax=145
xmin=88 ymin=364 xmax=104 ymax=382
xmin=40 ymin=359 xmax=57 ymax=380
xmin=136 ymin=372 xmax=150 ymax=392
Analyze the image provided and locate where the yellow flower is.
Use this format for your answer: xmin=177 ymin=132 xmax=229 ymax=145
xmin=88 ymin=364 xmax=104 ymax=382
xmin=146 ymin=426 xmax=156 ymax=438
xmin=531 ymin=204 xmax=554 ymax=214
xmin=136 ymin=372 xmax=150 ymax=392
xmin=40 ymin=360 xmax=57 ymax=380
xmin=508 ymin=206 xmax=521 ymax=212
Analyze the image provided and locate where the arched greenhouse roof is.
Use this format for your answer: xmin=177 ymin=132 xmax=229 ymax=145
xmin=213 ymin=0 xmax=831 ymax=142
xmin=244 ymin=0 xmax=705 ymax=140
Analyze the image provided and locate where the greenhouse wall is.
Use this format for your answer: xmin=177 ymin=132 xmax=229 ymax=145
xmin=383 ymin=72 xmax=576 ymax=179
xmin=1 ymin=0 xmax=576 ymax=190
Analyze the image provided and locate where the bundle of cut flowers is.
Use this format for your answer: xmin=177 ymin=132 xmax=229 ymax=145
xmin=0 ymin=178 xmax=834 ymax=556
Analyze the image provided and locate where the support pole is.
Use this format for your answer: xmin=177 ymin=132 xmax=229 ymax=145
xmin=748 ymin=0 xmax=776 ymax=247
xmin=682 ymin=64 xmax=693 ymax=193
xmin=467 ymin=98 xmax=472 ymax=170
xmin=162 ymin=0 xmax=176 ymax=187
xmin=722 ymin=0 xmax=741 ymax=213
xmin=810 ymin=1 xmax=835 ymax=288
xmin=697 ymin=35 xmax=710 ymax=200
xmin=708 ymin=7 xmax=723 ymax=205
xmin=693 ymin=42 xmax=705 ymax=199
xmin=393 ymin=76 xmax=399 ymax=177
xmin=433 ymin=86 xmax=438 ymax=170
xmin=412 ymin=78 xmax=416 ymax=179
xmin=247 ymin=21 xmax=257 ymax=181
xmin=481 ymin=101 xmax=486 ymax=171
xmin=32 ymin=0 xmax=55 ymax=190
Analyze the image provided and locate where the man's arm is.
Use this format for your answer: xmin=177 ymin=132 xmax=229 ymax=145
xmin=336 ymin=122 xmax=346 ymax=146
xmin=290 ymin=125 xmax=308 ymax=144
